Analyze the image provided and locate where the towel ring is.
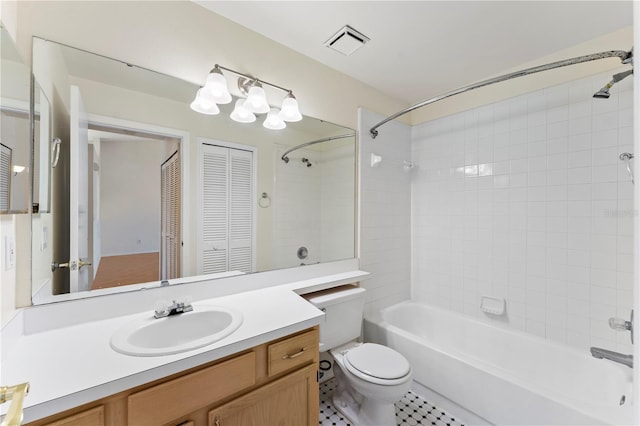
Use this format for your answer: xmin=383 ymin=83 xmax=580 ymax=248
xmin=258 ymin=192 xmax=271 ymax=208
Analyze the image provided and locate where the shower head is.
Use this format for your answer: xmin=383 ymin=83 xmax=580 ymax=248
xmin=593 ymin=69 xmax=633 ymax=99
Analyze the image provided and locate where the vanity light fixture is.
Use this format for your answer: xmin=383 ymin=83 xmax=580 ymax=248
xmin=191 ymin=64 xmax=302 ymax=128
xmin=190 ymin=87 xmax=220 ymax=115
xmin=263 ymin=108 xmax=286 ymax=130
xmin=204 ymin=66 xmax=232 ymax=104
xmin=279 ymin=92 xmax=302 ymax=122
xmin=243 ymin=80 xmax=270 ymax=114
xmin=230 ymin=99 xmax=256 ymax=123
xmin=12 ymin=165 xmax=25 ymax=176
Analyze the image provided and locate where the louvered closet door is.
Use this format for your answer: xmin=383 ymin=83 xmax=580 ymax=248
xmin=200 ymin=143 xmax=254 ymax=274
xmin=201 ymin=145 xmax=229 ymax=274
xmin=0 ymin=144 xmax=11 ymax=211
xmin=229 ymin=149 xmax=253 ymax=272
xmin=161 ymin=150 xmax=181 ymax=280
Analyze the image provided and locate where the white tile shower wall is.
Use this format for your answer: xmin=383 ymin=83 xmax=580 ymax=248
xmin=320 ymin=143 xmax=356 ymax=262
xmin=274 ymin=145 xmax=322 ymax=268
xmin=359 ymin=108 xmax=412 ymax=317
xmin=411 ymin=69 xmax=634 ymax=354
xmin=273 ymin=143 xmax=355 ymax=268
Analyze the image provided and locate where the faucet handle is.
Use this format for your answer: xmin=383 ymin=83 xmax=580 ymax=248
xmin=176 ymin=295 xmax=191 ymax=306
xmin=608 ymin=310 xmax=634 ymax=344
xmin=154 ymin=300 xmax=172 ymax=316
xmin=609 ymin=317 xmax=631 ymax=331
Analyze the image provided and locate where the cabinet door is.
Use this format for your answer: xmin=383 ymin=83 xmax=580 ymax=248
xmin=209 ymin=364 xmax=318 ymax=426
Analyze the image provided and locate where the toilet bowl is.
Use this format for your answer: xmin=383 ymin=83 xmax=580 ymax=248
xmin=329 ymin=342 xmax=413 ymax=425
xmin=303 ymin=285 xmax=413 ymax=425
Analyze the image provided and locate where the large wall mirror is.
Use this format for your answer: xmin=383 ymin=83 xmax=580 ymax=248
xmin=1 ymin=25 xmax=31 ymax=214
xmin=30 ymin=37 xmax=356 ymax=305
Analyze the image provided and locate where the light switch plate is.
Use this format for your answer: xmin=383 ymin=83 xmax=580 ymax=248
xmin=4 ymin=236 xmax=15 ymax=271
xmin=41 ymin=225 xmax=48 ymax=251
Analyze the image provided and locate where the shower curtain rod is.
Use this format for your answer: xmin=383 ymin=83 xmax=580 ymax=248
xmin=369 ymin=49 xmax=633 ymax=139
xmin=281 ymin=133 xmax=356 ymax=163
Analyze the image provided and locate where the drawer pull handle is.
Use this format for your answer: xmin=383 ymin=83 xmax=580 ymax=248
xmin=282 ymin=347 xmax=307 ymax=360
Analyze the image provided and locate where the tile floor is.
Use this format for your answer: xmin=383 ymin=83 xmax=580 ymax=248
xmin=319 ymin=379 xmax=465 ymax=426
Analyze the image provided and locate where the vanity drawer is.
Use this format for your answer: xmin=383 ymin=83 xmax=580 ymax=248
xmin=268 ymin=328 xmax=318 ymax=377
xmin=43 ymin=406 xmax=104 ymax=426
xmin=128 ymin=352 xmax=255 ymax=425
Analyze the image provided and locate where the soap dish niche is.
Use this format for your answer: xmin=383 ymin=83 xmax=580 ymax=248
xmin=480 ymin=296 xmax=506 ymax=316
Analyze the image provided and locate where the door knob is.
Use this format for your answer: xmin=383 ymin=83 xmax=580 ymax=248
xmin=51 ymin=261 xmax=70 ymax=272
xmin=51 ymin=259 xmax=92 ymax=272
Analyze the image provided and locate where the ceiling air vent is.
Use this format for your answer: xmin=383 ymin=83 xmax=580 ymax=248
xmin=325 ymin=25 xmax=370 ymax=56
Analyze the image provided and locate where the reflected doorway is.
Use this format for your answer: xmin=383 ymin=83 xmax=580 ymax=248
xmin=87 ymin=128 xmax=181 ymax=290
xmin=50 ymin=122 xmax=182 ymax=294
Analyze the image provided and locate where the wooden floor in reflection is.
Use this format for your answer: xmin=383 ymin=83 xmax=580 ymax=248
xmin=92 ymin=252 xmax=159 ymax=290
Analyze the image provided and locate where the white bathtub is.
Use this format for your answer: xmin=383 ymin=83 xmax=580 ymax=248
xmin=364 ymin=301 xmax=633 ymax=425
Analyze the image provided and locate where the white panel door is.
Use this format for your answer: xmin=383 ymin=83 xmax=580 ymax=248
xmin=69 ymin=85 xmax=90 ymax=292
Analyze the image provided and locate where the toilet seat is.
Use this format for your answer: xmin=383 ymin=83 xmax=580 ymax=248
xmin=343 ymin=343 xmax=411 ymax=386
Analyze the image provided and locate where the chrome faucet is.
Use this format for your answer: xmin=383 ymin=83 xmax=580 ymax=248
xmin=154 ymin=298 xmax=193 ymax=319
xmin=590 ymin=347 xmax=633 ymax=368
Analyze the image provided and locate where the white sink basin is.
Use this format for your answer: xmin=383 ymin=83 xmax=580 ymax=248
xmin=110 ymin=305 xmax=243 ymax=356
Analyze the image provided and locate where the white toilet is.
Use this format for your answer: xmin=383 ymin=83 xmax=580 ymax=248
xmin=306 ymin=286 xmax=412 ymax=426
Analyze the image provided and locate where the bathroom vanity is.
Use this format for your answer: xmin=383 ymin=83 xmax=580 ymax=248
xmin=26 ymin=327 xmax=319 ymax=426
xmin=1 ymin=269 xmax=369 ymax=425
xmin=0 ymin=266 xmax=371 ymax=425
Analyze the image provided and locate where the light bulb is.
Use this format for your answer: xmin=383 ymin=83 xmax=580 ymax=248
xmin=263 ymin=108 xmax=286 ymax=130
xmin=190 ymin=88 xmax=220 ymax=115
xmin=230 ymin=99 xmax=256 ymax=123
xmin=204 ymin=68 xmax=232 ymax=104
xmin=279 ymin=93 xmax=302 ymax=122
xmin=244 ymin=82 xmax=270 ymax=114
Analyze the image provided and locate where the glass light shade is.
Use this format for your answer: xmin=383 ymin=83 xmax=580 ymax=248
xmin=279 ymin=94 xmax=302 ymax=122
xmin=204 ymin=69 xmax=232 ymax=104
xmin=263 ymin=108 xmax=286 ymax=130
xmin=230 ymin=99 xmax=256 ymax=123
xmin=190 ymin=88 xmax=220 ymax=115
xmin=244 ymin=83 xmax=270 ymax=114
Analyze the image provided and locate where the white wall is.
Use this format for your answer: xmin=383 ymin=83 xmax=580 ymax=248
xmin=358 ymin=108 xmax=412 ymax=317
xmin=100 ymin=138 xmax=175 ymax=256
xmin=412 ymin=69 xmax=634 ymax=354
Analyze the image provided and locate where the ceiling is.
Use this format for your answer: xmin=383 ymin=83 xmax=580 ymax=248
xmin=195 ymin=1 xmax=633 ymax=105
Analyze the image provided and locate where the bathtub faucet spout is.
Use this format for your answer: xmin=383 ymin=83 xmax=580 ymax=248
xmin=590 ymin=347 xmax=633 ymax=368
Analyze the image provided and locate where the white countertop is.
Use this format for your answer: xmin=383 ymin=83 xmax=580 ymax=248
xmin=2 ymin=276 xmax=362 ymax=423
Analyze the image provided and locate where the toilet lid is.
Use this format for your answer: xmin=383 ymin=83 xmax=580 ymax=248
xmin=344 ymin=343 xmax=410 ymax=380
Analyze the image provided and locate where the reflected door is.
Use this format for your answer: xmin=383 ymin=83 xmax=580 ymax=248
xmin=69 ymin=85 xmax=91 ymax=292
xmin=200 ymin=143 xmax=255 ymax=274
xmin=161 ymin=150 xmax=181 ymax=280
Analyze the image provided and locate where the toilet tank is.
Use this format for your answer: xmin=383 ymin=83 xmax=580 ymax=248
xmin=304 ymin=285 xmax=365 ymax=351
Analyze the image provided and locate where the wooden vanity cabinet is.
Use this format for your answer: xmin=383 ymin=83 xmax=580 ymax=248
xmin=28 ymin=327 xmax=319 ymax=426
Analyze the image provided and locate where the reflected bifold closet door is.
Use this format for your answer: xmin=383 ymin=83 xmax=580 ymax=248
xmin=200 ymin=143 xmax=255 ymax=274
xmin=161 ymin=150 xmax=181 ymax=280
